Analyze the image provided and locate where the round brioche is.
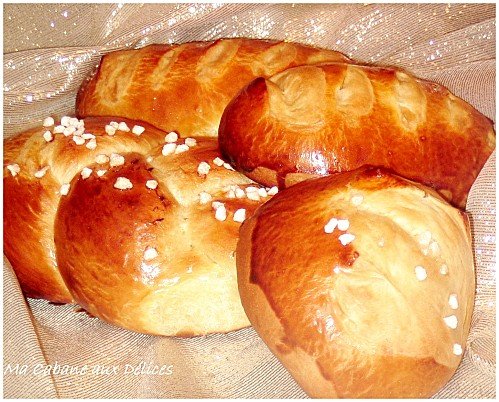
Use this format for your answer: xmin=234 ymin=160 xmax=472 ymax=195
xmin=4 ymin=116 xmax=276 ymax=335
xmin=236 ymin=166 xmax=475 ymax=398
xmin=218 ymin=63 xmax=495 ymax=208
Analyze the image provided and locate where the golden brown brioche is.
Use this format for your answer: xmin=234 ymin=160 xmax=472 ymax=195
xmin=218 ymin=63 xmax=495 ymax=208
xmin=4 ymin=117 xmax=166 ymax=303
xmin=237 ymin=166 xmax=475 ymax=398
xmin=4 ymin=116 xmax=276 ymax=335
xmin=76 ymin=38 xmax=349 ymax=137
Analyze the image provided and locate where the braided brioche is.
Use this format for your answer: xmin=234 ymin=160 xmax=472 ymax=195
xmin=237 ymin=166 xmax=475 ymax=398
xmin=4 ymin=116 xmax=278 ymax=335
xmin=4 ymin=117 xmax=166 ymax=303
xmin=218 ymin=63 xmax=495 ymax=208
xmin=76 ymin=38 xmax=349 ymax=137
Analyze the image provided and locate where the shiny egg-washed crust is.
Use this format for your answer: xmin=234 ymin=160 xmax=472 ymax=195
xmin=4 ymin=116 xmax=273 ymax=336
xmin=75 ymin=38 xmax=349 ymax=137
xmin=218 ymin=63 xmax=495 ymax=209
xmin=4 ymin=118 xmax=165 ymax=303
xmin=237 ymin=167 xmax=475 ymax=398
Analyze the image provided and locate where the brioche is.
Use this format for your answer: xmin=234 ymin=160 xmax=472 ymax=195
xmin=76 ymin=38 xmax=349 ymax=137
xmin=236 ymin=166 xmax=475 ymax=398
xmin=4 ymin=116 xmax=278 ymax=335
xmin=218 ymin=63 xmax=495 ymax=208
xmin=4 ymin=117 xmax=166 ymax=303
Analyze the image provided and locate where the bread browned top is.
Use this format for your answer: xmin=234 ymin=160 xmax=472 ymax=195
xmin=76 ymin=38 xmax=349 ymax=137
xmin=218 ymin=63 xmax=495 ymax=208
xmin=4 ymin=116 xmax=278 ymax=335
xmin=4 ymin=117 xmax=167 ymax=303
xmin=236 ymin=166 xmax=475 ymax=398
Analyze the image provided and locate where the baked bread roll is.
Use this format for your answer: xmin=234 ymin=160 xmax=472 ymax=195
xmin=218 ymin=63 xmax=495 ymax=208
xmin=4 ymin=116 xmax=277 ymax=335
xmin=76 ymin=38 xmax=349 ymax=137
xmin=4 ymin=117 xmax=166 ymax=303
xmin=237 ymin=166 xmax=475 ymax=398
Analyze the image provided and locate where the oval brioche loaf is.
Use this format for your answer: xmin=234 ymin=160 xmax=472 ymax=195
xmin=236 ymin=166 xmax=475 ymax=398
xmin=4 ymin=116 xmax=279 ymax=335
xmin=75 ymin=38 xmax=349 ymax=137
xmin=218 ymin=63 xmax=495 ymax=208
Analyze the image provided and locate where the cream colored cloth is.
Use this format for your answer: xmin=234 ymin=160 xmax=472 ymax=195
xmin=3 ymin=3 xmax=496 ymax=398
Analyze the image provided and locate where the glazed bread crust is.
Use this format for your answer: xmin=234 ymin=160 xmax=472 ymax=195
xmin=76 ymin=38 xmax=349 ymax=137
xmin=4 ymin=116 xmax=274 ymax=335
xmin=237 ymin=167 xmax=475 ymax=398
xmin=218 ymin=63 xmax=495 ymax=208
xmin=4 ymin=117 xmax=166 ymax=303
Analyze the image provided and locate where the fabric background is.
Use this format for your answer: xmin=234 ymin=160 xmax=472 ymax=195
xmin=3 ymin=3 xmax=496 ymax=398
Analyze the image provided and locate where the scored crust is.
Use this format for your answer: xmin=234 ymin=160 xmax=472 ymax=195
xmin=76 ymin=38 xmax=349 ymax=137
xmin=218 ymin=63 xmax=495 ymax=208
